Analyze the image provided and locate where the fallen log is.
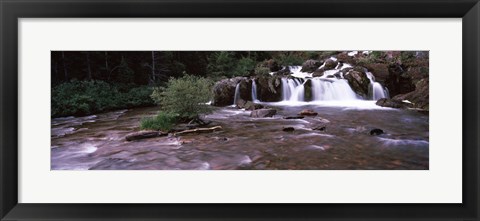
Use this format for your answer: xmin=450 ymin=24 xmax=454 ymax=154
xmin=125 ymin=130 xmax=166 ymax=141
xmin=174 ymin=126 xmax=222 ymax=136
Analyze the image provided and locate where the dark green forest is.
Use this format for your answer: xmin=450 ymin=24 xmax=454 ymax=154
xmin=51 ymin=51 xmax=338 ymax=117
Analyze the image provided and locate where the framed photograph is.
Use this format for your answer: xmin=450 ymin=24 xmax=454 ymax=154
xmin=1 ymin=0 xmax=479 ymax=220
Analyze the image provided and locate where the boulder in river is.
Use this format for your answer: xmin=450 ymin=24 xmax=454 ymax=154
xmin=370 ymin=128 xmax=384 ymax=136
xmin=344 ymin=70 xmax=370 ymax=97
xmin=313 ymin=126 xmax=326 ymax=131
xmin=255 ymin=76 xmax=282 ymax=102
xmin=282 ymin=127 xmax=295 ymax=132
xmin=299 ymin=109 xmax=318 ymax=116
xmin=301 ymin=59 xmax=322 ymax=72
xmin=250 ymin=109 xmax=277 ymax=118
xmin=244 ymin=101 xmax=264 ymax=110
xmin=323 ymin=59 xmax=339 ymax=70
xmin=375 ymin=98 xmax=414 ymax=109
xmin=235 ymin=98 xmax=247 ymax=109
xmin=212 ymin=77 xmax=246 ymax=106
xmin=284 ymin=115 xmax=305 ymax=119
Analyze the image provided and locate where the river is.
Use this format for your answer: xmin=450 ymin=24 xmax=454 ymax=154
xmin=51 ymin=104 xmax=429 ymax=170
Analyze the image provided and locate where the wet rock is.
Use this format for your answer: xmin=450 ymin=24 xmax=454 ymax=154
xmin=314 ymin=116 xmax=330 ymax=124
xmin=391 ymin=78 xmax=429 ymax=110
xmin=214 ymin=137 xmax=228 ymax=141
xmin=125 ymin=130 xmax=164 ymax=141
xmin=299 ymin=109 xmax=318 ymax=116
xmin=244 ymin=101 xmax=264 ymax=110
xmin=313 ymin=126 xmax=326 ymax=131
xmin=301 ymin=59 xmax=322 ymax=72
xmin=255 ymin=76 xmax=282 ymax=102
xmin=344 ymin=70 xmax=370 ymax=97
xmin=370 ymin=128 xmax=384 ymax=136
xmin=250 ymin=108 xmax=277 ymax=118
xmin=387 ymin=64 xmax=415 ymax=96
xmin=274 ymin=66 xmax=292 ymax=76
xmin=284 ymin=115 xmax=305 ymax=119
xmin=323 ymin=59 xmax=338 ymax=70
xmin=212 ymin=77 xmax=247 ymax=106
xmin=375 ymin=98 xmax=413 ymax=109
xmin=312 ymin=69 xmax=324 ymax=77
xmin=283 ymin=127 xmax=295 ymax=132
xmin=235 ymin=98 xmax=247 ymax=109
xmin=364 ymin=63 xmax=389 ymax=85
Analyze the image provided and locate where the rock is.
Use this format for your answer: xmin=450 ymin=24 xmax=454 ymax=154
xmin=299 ymin=109 xmax=318 ymax=116
xmin=364 ymin=63 xmax=389 ymax=85
xmin=244 ymin=101 xmax=264 ymax=110
xmin=314 ymin=116 xmax=330 ymax=124
xmin=125 ymin=130 xmax=164 ymax=141
xmin=387 ymin=64 xmax=415 ymax=96
xmin=250 ymin=109 xmax=277 ymax=118
xmin=391 ymin=78 xmax=429 ymax=110
xmin=301 ymin=59 xmax=322 ymax=72
xmin=375 ymin=98 xmax=412 ymax=109
xmin=235 ymin=99 xmax=247 ymax=109
xmin=283 ymin=115 xmax=305 ymax=119
xmin=266 ymin=59 xmax=281 ymax=72
xmin=283 ymin=127 xmax=295 ymax=132
xmin=274 ymin=67 xmax=292 ymax=76
xmin=370 ymin=128 xmax=384 ymax=136
xmin=212 ymin=77 xmax=247 ymax=106
xmin=313 ymin=126 xmax=326 ymax=131
xmin=344 ymin=70 xmax=370 ymax=97
xmin=312 ymin=69 xmax=324 ymax=77
xmin=255 ymin=76 xmax=282 ymax=102
xmin=323 ymin=59 xmax=338 ymax=70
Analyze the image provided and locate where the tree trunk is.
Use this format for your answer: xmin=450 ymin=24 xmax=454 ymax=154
xmin=104 ymin=52 xmax=109 ymax=77
xmin=86 ymin=52 xmax=92 ymax=81
xmin=151 ymin=51 xmax=156 ymax=83
xmin=61 ymin=51 xmax=68 ymax=81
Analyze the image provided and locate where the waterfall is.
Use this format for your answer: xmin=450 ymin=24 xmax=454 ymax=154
xmin=251 ymin=80 xmax=259 ymax=102
xmin=290 ymin=79 xmax=306 ymax=102
xmin=366 ymin=72 xmax=389 ymax=100
xmin=233 ymin=83 xmax=240 ymax=105
xmin=234 ymin=61 xmax=389 ymax=106
xmin=310 ymin=78 xmax=358 ymax=101
xmin=282 ymin=78 xmax=304 ymax=101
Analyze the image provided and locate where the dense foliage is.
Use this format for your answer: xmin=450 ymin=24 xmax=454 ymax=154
xmin=140 ymin=111 xmax=178 ymax=131
xmin=51 ymin=80 xmax=153 ymax=117
xmin=51 ymin=50 xmax=427 ymax=117
xmin=151 ymin=75 xmax=213 ymax=120
xmin=51 ymin=51 xmax=345 ymax=87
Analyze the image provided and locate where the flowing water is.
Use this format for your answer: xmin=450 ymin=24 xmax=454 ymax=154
xmin=51 ymin=105 xmax=428 ymax=170
xmin=52 ymin=58 xmax=426 ymax=170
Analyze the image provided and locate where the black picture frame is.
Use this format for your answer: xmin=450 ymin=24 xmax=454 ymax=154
xmin=1 ymin=0 xmax=479 ymax=220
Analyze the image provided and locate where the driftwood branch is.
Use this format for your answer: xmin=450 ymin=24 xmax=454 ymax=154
xmin=174 ymin=126 xmax=222 ymax=136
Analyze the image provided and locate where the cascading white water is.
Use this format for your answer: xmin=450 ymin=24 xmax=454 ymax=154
xmin=290 ymin=79 xmax=306 ymax=102
xmin=366 ymin=72 xmax=389 ymax=100
xmin=310 ymin=78 xmax=358 ymax=101
xmin=252 ymin=58 xmax=389 ymax=106
xmin=233 ymin=83 xmax=240 ymax=105
xmin=251 ymin=80 xmax=259 ymax=102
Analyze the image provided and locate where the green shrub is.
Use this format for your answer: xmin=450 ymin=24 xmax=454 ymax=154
xmin=151 ymin=75 xmax=213 ymax=120
xmin=140 ymin=111 xmax=178 ymax=131
xmin=275 ymin=53 xmax=304 ymax=66
xmin=51 ymin=80 xmax=154 ymax=117
xmin=254 ymin=66 xmax=271 ymax=76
